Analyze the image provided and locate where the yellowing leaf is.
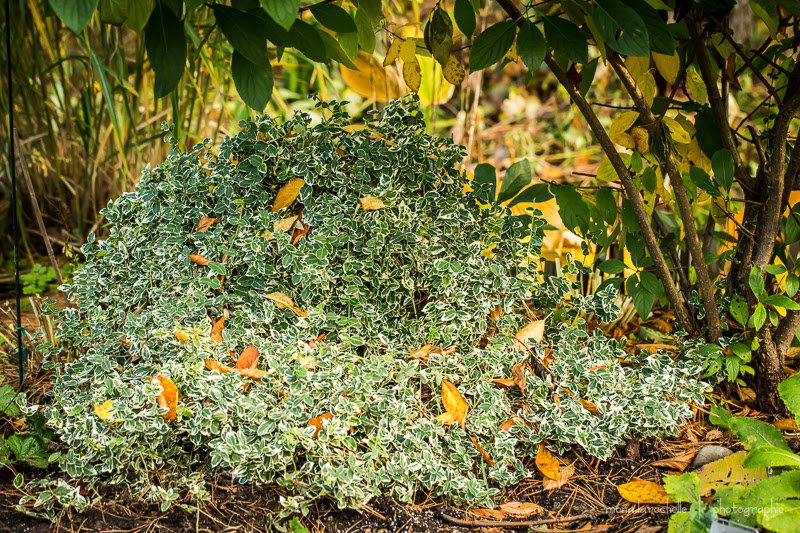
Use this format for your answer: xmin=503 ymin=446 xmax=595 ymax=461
xmin=359 ymin=196 xmax=386 ymax=210
xmin=442 ymin=55 xmax=465 ymax=86
xmin=686 ymin=70 xmax=708 ymax=105
xmin=196 ymin=216 xmax=221 ymax=233
xmin=625 ymin=56 xmax=649 ymax=85
xmin=152 ymin=375 xmax=178 ymax=421
xmin=609 ymin=111 xmax=639 ymax=137
xmin=653 ymin=50 xmax=680 ymax=84
xmin=536 ymin=444 xmax=560 ymax=479
xmin=617 ymin=480 xmax=671 ymax=505
xmin=504 ymin=42 xmax=518 ymax=62
xmin=579 ymin=398 xmax=601 ymax=415
xmin=205 ymin=359 xmax=234 ymax=373
xmin=513 ymin=320 xmax=545 ymax=351
xmin=663 ymin=116 xmax=691 ymax=144
xmin=773 ymin=418 xmax=799 ymax=431
xmin=94 ymin=400 xmax=116 ymax=421
xmin=612 ymin=132 xmax=635 ymax=149
xmin=697 ymin=450 xmax=767 ymax=496
xmin=399 ymin=38 xmax=417 ymax=62
xmin=630 ymin=126 xmax=650 ymax=154
xmin=341 ymin=51 xmax=405 ymax=102
xmin=437 ymin=379 xmax=469 ymax=429
xmin=403 ymin=58 xmax=422 ymax=93
xmin=236 ymin=344 xmax=260 ymax=370
xmin=383 ymin=38 xmax=402 ymax=66
xmin=265 ymin=292 xmax=309 ymax=318
xmin=189 ymin=254 xmax=210 ymax=266
xmin=210 ymin=315 xmax=225 ymax=343
xmin=637 ymin=71 xmax=656 ymax=107
xmin=498 ymin=502 xmax=544 ymax=518
xmin=417 ymin=54 xmax=455 ymax=106
xmin=272 ymin=178 xmax=305 ymax=212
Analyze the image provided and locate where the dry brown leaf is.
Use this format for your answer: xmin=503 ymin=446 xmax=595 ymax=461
xmin=514 ymin=320 xmax=545 ymax=351
xmin=774 ymin=418 xmax=799 ymax=431
xmin=210 ymin=315 xmax=225 ymax=343
xmin=579 ymin=398 xmax=601 ymax=415
xmin=272 ymin=178 xmax=305 ymax=212
xmin=651 ymin=450 xmax=696 ymax=472
xmin=274 ymin=215 xmax=299 ymax=233
xmin=93 ymin=400 xmax=116 ymax=421
xmin=265 ymin=292 xmax=309 ymax=318
xmin=340 ymin=52 xmax=405 ymax=102
xmin=499 ymin=417 xmax=524 ymax=432
xmin=511 ymin=363 xmax=526 ymax=390
xmin=542 ymin=462 xmax=575 ymax=491
xmin=292 ymin=220 xmax=310 ymax=245
xmin=469 ymin=508 xmax=507 ymax=520
xmin=189 ymin=254 xmax=210 ymax=266
xmin=470 ymin=437 xmax=495 ymax=466
xmin=491 ymin=378 xmax=517 ymax=388
xmin=197 ymin=216 xmax=221 ymax=233
xmin=359 ymin=196 xmax=386 ymax=210
xmin=437 ymin=379 xmax=469 ymax=429
xmin=536 ymin=444 xmax=560 ymax=479
xmin=152 ymin=375 xmax=178 ymax=421
xmin=497 ymin=501 xmax=545 ymax=518
xmin=542 ymin=347 xmax=554 ymax=368
xmin=174 ymin=331 xmax=189 ymax=342
xmin=308 ymin=412 xmax=333 ymax=438
xmin=705 ymin=429 xmax=724 ymax=441
xmin=617 ymin=480 xmax=671 ymax=505
xmin=489 ymin=304 xmax=503 ymax=322
xmin=204 ymin=359 xmax=234 ymax=373
xmin=236 ymin=368 xmax=269 ymax=382
xmin=236 ymin=344 xmax=259 ymax=370
xmin=410 ymin=344 xmax=437 ymax=360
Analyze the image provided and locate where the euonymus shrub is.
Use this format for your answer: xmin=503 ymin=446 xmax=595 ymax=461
xmin=47 ymin=98 xmax=704 ymax=511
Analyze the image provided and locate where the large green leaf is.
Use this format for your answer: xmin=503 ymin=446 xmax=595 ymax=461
xmin=125 ymin=0 xmax=152 ymax=32
xmin=663 ymin=472 xmax=700 ymax=504
xmin=508 ymin=183 xmax=552 ymax=207
xmin=288 ymin=20 xmax=327 ymax=62
xmin=625 ymin=0 xmax=675 ymax=55
xmin=309 ymin=3 xmax=357 ymax=33
xmin=318 ymin=30 xmax=358 ymax=69
xmin=744 ymin=446 xmax=800 ymax=468
xmin=145 ymin=2 xmax=187 ymax=98
xmin=453 ymin=0 xmax=476 ymax=38
xmin=762 ymin=294 xmax=800 ymax=310
xmin=553 ymin=184 xmax=590 ymax=233
xmin=591 ymin=0 xmax=649 ymax=57
xmin=99 ymin=0 xmax=129 ymax=25
xmin=355 ymin=8 xmax=376 ymax=54
xmin=729 ymin=296 xmax=748 ymax=327
xmin=712 ymin=149 xmax=734 ymax=192
xmin=516 ymin=20 xmax=546 ymax=72
xmin=472 ymin=163 xmax=497 ymax=202
xmin=596 ymin=188 xmax=617 ymax=224
xmin=729 ymin=417 xmax=791 ymax=452
xmin=497 ymin=159 xmax=532 ymax=203
xmin=632 ymin=284 xmax=655 ymax=318
xmin=543 ymin=16 xmax=588 ymax=66
xmin=49 ymin=0 xmax=99 ymax=33
xmin=231 ymin=51 xmax=273 ymax=110
xmin=469 ymin=20 xmax=517 ymax=72
xmin=213 ymin=5 xmax=267 ymax=65
xmin=689 ymin=166 xmax=721 ymax=196
xmin=259 ymin=0 xmax=299 ymax=30
xmin=779 ymin=373 xmax=800 ymax=419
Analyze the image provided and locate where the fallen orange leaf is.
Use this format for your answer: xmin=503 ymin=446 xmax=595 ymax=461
xmin=469 ymin=508 xmax=507 ymax=520
xmin=773 ymin=418 xmax=799 ymax=431
xmin=514 ymin=320 xmax=545 ymax=351
xmin=511 ymin=363 xmax=526 ymax=390
xmin=237 ymin=368 xmax=269 ymax=382
xmin=436 ymin=379 xmax=469 ymax=429
xmin=189 ymin=254 xmax=210 ymax=266
xmin=499 ymin=417 xmax=524 ymax=432
xmin=196 ymin=216 xmax=220 ymax=232
xmin=536 ymin=444 xmax=560 ymax=479
xmin=265 ymin=292 xmax=309 ymax=318
xmin=205 ymin=359 xmax=234 ymax=373
xmin=272 ymin=178 xmax=305 ymax=212
xmin=152 ymin=375 xmax=178 ymax=421
xmin=210 ymin=315 xmax=225 ymax=343
xmin=579 ymin=398 xmax=601 ymax=415
xmin=236 ymin=344 xmax=259 ymax=370
xmin=497 ymin=501 xmax=545 ymax=518
xmin=359 ymin=196 xmax=386 ymax=210
xmin=93 ymin=400 xmax=116 ymax=421
xmin=470 ymin=437 xmax=495 ymax=466
xmin=410 ymin=344 xmax=438 ymax=360
xmin=542 ymin=461 xmax=575 ymax=491
xmin=308 ymin=412 xmax=333 ymax=437
xmin=617 ymin=480 xmax=671 ymax=505
xmin=174 ymin=331 xmax=189 ymax=342
xmin=491 ymin=378 xmax=517 ymax=388
xmin=651 ymin=450 xmax=696 ymax=472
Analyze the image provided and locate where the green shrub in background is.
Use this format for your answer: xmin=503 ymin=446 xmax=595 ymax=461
xmin=40 ymin=98 xmax=706 ymax=514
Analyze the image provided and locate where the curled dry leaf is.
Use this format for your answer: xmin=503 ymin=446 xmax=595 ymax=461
xmin=499 ymin=417 xmax=524 ymax=432
xmin=491 ymin=378 xmax=517 ymax=388
xmin=579 ymin=398 xmax=601 ymax=415
xmin=651 ymin=450 xmax=696 ymax=472
xmin=497 ymin=501 xmax=545 ymax=518
xmin=210 ymin=315 xmax=225 ymax=343
xmin=274 ymin=216 xmax=299 ymax=233
xmin=773 ymin=418 xmax=799 ymax=431
xmin=436 ymin=379 xmax=469 ymax=429
xmin=196 ymin=216 xmax=221 ymax=232
xmin=291 ymin=221 xmax=309 ymax=245
xmin=359 ymin=196 xmax=386 ymax=210
xmin=174 ymin=331 xmax=189 ymax=342
xmin=236 ymin=344 xmax=260 ymax=370
xmin=542 ymin=461 xmax=575 ymax=491
xmin=536 ymin=444 xmax=560 ymax=479
xmin=272 ymin=178 xmax=305 ymax=212
xmin=511 ymin=363 xmax=526 ymax=390
xmin=189 ymin=254 xmax=210 ymax=266
xmin=236 ymin=368 xmax=269 ymax=382
xmin=205 ymin=359 xmax=234 ymax=373
xmin=308 ymin=412 xmax=333 ymax=438
xmin=514 ymin=320 xmax=545 ymax=351
xmin=469 ymin=508 xmax=507 ymax=521
xmin=470 ymin=437 xmax=495 ymax=466
xmin=93 ymin=400 xmax=116 ymax=421
xmin=152 ymin=375 xmax=178 ymax=421
xmin=410 ymin=344 xmax=438 ymax=360
xmin=617 ymin=480 xmax=671 ymax=505
xmin=265 ymin=292 xmax=309 ymax=318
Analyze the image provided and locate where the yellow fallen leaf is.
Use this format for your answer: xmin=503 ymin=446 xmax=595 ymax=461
xmin=272 ymin=178 xmax=305 ymax=212
xmin=471 ymin=437 xmax=495 ymax=466
xmin=174 ymin=331 xmax=189 ymax=342
xmin=94 ymin=400 xmax=116 ymax=421
xmin=617 ymin=480 xmax=671 ymax=505
xmin=491 ymin=378 xmax=517 ymax=388
xmin=274 ymin=215 xmax=299 ymax=233
xmin=235 ymin=344 xmax=259 ymax=370
xmin=498 ymin=501 xmax=545 ymax=518
xmin=410 ymin=344 xmax=438 ymax=360
xmin=151 ymin=375 xmax=178 ymax=421
xmin=536 ymin=444 xmax=560 ymax=479
xmin=437 ymin=379 xmax=469 ymax=429
xmin=189 ymin=254 xmax=210 ymax=266
xmin=542 ymin=462 xmax=575 ymax=491
xmin=265 ymin=292 xmax=309 ymax=318
xmin=205 ymin=359 xmax=234 ymax=373
xmin=514 ymin=320 xmax=545 ymax=351
xmin=359 ymin=197 xmax=386 ymax=210
xmin=697 ymin=450 xmax=767 ymax=496
xmin=773 ymin=418 xmax=799 ymax=431
xmin=579 ymin=397 xmax=601 ymax=415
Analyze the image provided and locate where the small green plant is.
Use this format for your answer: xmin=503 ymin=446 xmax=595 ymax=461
xmin=665 ymin=373 xmax=800 ymax=532
xmin=20 ymin=263 xmax=57 ymax=296
xmin=0 ymin=385 xmax=57 ymax=470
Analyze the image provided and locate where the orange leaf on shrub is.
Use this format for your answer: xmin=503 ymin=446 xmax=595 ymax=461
xmin=272 ymin=178 xmax=305 ymax=212
xmin=499 ymin=417 xmax=524 ymax=432
xmin=265 ymin=292 xmax=309 ymax=318
xmin=210 ymin=315 xmax=225 ymax=343
xmin=205 ymin=359 xmax=233 ymax=373
xmin=436 ymin=379 xmax=469 ymax=429
xmin=237 ymin=368 xmax=268 ymax=382
xmin=236 ymin=344 xmax=259 ymax=370
xmin=536 ymin=444 xmax=560 ymax=479
xmin=308 ymin=412 xmax=333 ymax=437
xmin=196 ymin=216 xmax=220 ymax=232
xmin=470 ymin=437 xmax=495 ymax=466
xmin=189 ymin=254 xmax=210 ymax=266
xmin=151 ymin=375 xmax=178 ymax=421
xmin=174 ymin=331 xmax=189 ymax=342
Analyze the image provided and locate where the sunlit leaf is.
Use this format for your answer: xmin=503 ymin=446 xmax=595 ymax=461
xmin=437 ymin=379 xmax=469 ymax=429
xmin=272 ymin=178 xmax=306 ymax=212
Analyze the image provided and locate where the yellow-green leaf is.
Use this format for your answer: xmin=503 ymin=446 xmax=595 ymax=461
xmin=653 ymin=50 xmax=680 ymax=84
xmin=686 ymin=70 xmax=708 ymax=105
xmin=637 ymin=71 xmax=656 ymax=107
xmin=272 ymin=178 xmax=305 ymax=212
